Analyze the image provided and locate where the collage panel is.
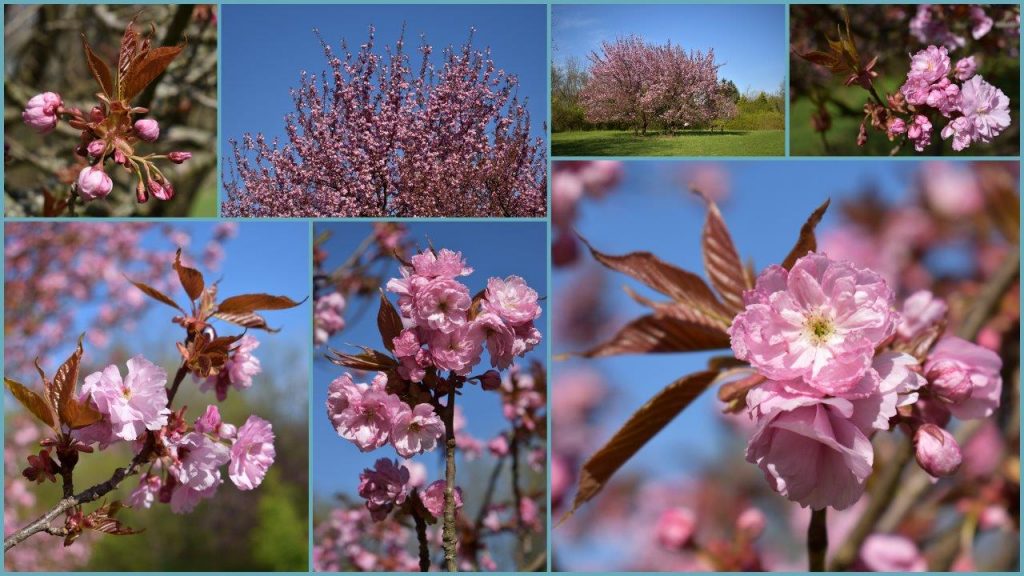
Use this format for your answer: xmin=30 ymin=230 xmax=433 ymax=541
xmin=550 ymin=160 xmax=1019 ymax=571
xmin=311 ymin=221 xmax=547 ymax=571
xmin=220 ymin=4 xmax=548 ymax=218
xmin=4 ymin=4 xmax=219 ymax=217
xmin=550 ymin=3 xmax=786 ymax=157
xmin=3 ymin=221 xmax=310 ymax=571
xmin=790 ymin=4 xmax=1020 ymax=156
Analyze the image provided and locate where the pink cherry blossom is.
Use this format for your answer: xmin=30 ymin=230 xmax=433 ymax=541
xmin=482 ymin=275 xmax=542 ymax=325
xmin=897 ymin=290 xmax=948 ymax=340
xmin=914 ymin=423 xmax=962 ymax=477
xmin=169 ymin=431 xmax=230 ymax=491
xmin=954 ymin=56 xmax=977 ymax=81
xmin=390 ymin=403 xmax=444 ymax=458
xmin=420 ymin=480 xmax=463 ymax=518
xmin=133 ymin=118 xmax=160 ymax=142
xmin=859 ymin=534 xmax=927 ymax=572
xmin=475 ymin=312 xmax=517 ymax=369
xmin=127 ymin=474 xmax=162 ymax=509
xmin=487 ymin=435 xmax=509 ymax=457
xmin=656 ymin=507 xmax=696 ymax=549
xmin=76 ymin=166 xmax=113 ymax=201
xmin=82 ymin=355 xmax=171 ymax=441
xmin=229 ymin=415 xmax=276 ymax=490
xmin=410 ymin=249 xmax=473 ymax=279
xmin=957 ymin=75 xmax=1012 ymax=144
xmin=428 ymin=323 xmax=485 ymax=375
xmin=907 ymin=45 xmax=950 ymax=84
xmin=194 ymin=405 xmax=223 ymax=435
xmin=169 ymin=483 xmax=218 ymax=514
xmin=907 ymin=115 xmax=934 ymax=152
xmin=392 ymin=329 xmax=429 ymax=382
xmin=729 ymin=253 xmax=897 ymax=395
xmin=358 ymin=459 xmax=409 ymax=521
xmin=314 ymin=292 xmax=347 ymax=346
xmin=22 ymin=92 xmax=62 ymax=133
xmin=924 ymin=336 xmax=1002 ymax=419
xmin=328 ymin=372 xmax=403 ymax=451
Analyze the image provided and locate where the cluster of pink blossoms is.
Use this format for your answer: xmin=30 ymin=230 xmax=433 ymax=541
xmin=730 ymin=252 xmax=1002 ymax=510
xmin=894 ymin=45 xmax=1011 ymax=151
xmin=357 ymin=458 xmax=463 ymax=521
xmin=313 ymin=293 xmax=347 ymax=346
xmin=200 ymin=334 xmax=262 ymax=401
xmin=68 ymin=356 xmax=275 ymax=514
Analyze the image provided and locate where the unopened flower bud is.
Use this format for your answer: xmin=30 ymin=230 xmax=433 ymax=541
xmin=77 ymin=166 xmax=113 ymax=201
xmin=480 ymin=370 xmax=501 ymax=391
xmin=148 ymin=178 xmax=175 ymax=201
xmin=86 ymin=140 xmax=106 ymax=158
xmin=22 ymin=92 xmax=62 ymax=133
xmin=656 ymin=507 xmax=696 ymax=549
xmin=136 ymin=180 xmax=149 ymax=203
xmin=887 ymin=117 xmax=907 ymax=136
xmin=914 ymin=423 xmax=962 ymax=477
xmin=954 ymin=56 xmax=977 ymax=81
xmin=114 ymin=149 xmax=127 ymax=165
xmin=90 ymin=105 xmax=106 ymax=123
xmin=218 ymin=423 xmax=237 ymax=439
xmin=168 ymin=151 xmax=192 ymax=164
xmin=194 ymin=405 xmax=223 ymax=434
xmin=134 ymin=118 xmax=160 ymax=142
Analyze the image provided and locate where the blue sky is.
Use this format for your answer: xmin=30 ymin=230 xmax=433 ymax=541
xmin=221 ymin=4 xmax=548 ymax=157
xmin=553 ymin=4 xmax=786 ymax=94
xmin=311 ymin=221 xmax=547 ymax=499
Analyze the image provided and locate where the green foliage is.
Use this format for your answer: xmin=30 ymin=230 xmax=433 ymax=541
xmin=250 ymin=470 xmax=309 ymax=571
xmin=551 ymin=129 xmax=784 ymax=157
xmin=723 ymin=94 xmax=785 ymax=131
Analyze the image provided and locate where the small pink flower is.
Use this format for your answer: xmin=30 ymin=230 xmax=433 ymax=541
xmin=970 ymin=6 xmax=993 ymax=40
xmin=907 ymin=45 xmax=950 ymax=84
xmin=656 ymin=507 xmax=696 ymax=549
xmin=940 ymin=116 xmax=976 ymax=152
xmin=22 ymin=92 xmax=62 ymax=133
xmin=169 ymin=483 xmax=217 ymax=514
xmin=920 ymin=163 xmax=983 ymax=218
xmin=914 ymin=423 xmax=961 ymax=477
xmin=859 ymin=534 xmax=927 ymax=572
xmin=419 ymin=480 xmax=463 ymax=518
xmin=168 ymin=151 xmax=192 ymax=164
xmin=729 ymin=253 xmax=897 ymax=395
xmin=390 ymin=403 xmax=444 ymax=458
xmin=82 ymin=355 xmax=170 ymax=441
xmin=127 ymin=474 xmax=162 ymax=509
xmin=134 ymin=118 xmax=160 ymax=142
xmin=897 ymin=290 xmax=947 ymax=340
xmin=358 ymin=458 xmax=409 ymax=521
xmin=226 ymin=335 xmax=261 ymax=390
xmin=475 ymin=312 xmax=516 ymax=369
xmin=314 ymin=292 xmax=346 ymax=346
xmin=958 ymin=75 xmax=1011 ymax=144
xmin=483 ymin=275 xmax=542 ymax=326
xmin=194 ymin=404 xmax=223 ymax=434
xmin=77 ymin=166 xmax=113 ymax=201
xmin=410 ymin=248 xmax=473 ymax=278
xmin=887 ymin=117 xmax=907 ymax=137
xmin=519 ymin=496 xmax=540 ymax=528
xmin=169 ymin=431 xmax=229 ymax=491
xmin=429 ymin=322 xmax=485 ymax=375
xmin=480 ymin=370 xmax=502 ymax=391
xmin=414 ymin=277 xmax=471 ymax=333
xmin=393 ymin=329 xmax=429 ymax=382
xmin=954 ymin=56 xmax=977 ymax=81
xmin=487 ymin=435 xmax=509 ymax=456
xmin=152 ymin=178 xmax=175 ymax=201
xmin=229 ymin=415 xmax=276 ymax=490
xmin=329 ymin=373 xmax=403 ymax=451
xmin=924 ymin=337 xmax=1002 ymax=418
xmin=907 ymin=115 xmax=934 ymax=152
xmin=86 ymin=140 xmax=106 ymax=157
xmin=736 ymin=507 xmax=766 ymax=539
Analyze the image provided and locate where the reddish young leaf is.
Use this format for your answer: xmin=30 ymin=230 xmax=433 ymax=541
xmin=86 ymin=501 xmax=144 ymax=536
xmin=50 ymin=335 xmax=84 ymax=428
xmin=577 ymin=314 xmax=730 ymax=358
xmin=561 ymin=370 xmax=719 ymax=521
xmin=173 ymin=249 xmax=205 ymax=302
xmin=63 ymin=399 xmax=103 ymax=430
xmin=376 ymin=291 xmax=403 ymax=353
xmin=580 ymin=235 xmax=731 ymax=328
xmin=695 ymin=189 xmax=751 ymax=314
xmin=81 ymin=35 xmax=114 ymax=97
xmin=122 ymin=44 xmax=185 ymax=102
xmin=717 ymin=372 xmax=766 ymax=413
xmin=326 ymin=347 xmax=399 ymax=371
xmin=211 ymin=310 xmax=280 ymax=332
xmin=4 ymin=377 xmax=56 ymax=430
xmin=127 ymin=277 xmax=184 ymax=313
xmin=781 ymin=199 xmax=831 ymax=270
xmin=217 ymin=293 xmax=305 ymax=315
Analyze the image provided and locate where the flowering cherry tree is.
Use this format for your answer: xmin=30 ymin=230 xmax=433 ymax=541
xmin=15 ymin=15 xmax=203 ymax=215
xmin=3 ymin=249 xmax=303 ymax=553
xmin=223 ymin=26 xmax=547 ymax=218
xmin=557 ymin=166 xmax=1019 ymax=570
xmin=580 ymin=35 xmax=736 ymax=135
xmin=320 ymin=244 xmax=546 ymax=571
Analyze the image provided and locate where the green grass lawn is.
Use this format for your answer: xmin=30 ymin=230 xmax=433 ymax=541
xmin=551 ymin=129 xmax=784 ymax=157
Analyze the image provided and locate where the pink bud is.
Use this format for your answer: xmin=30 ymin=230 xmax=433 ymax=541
xmin=136 ymin=180 xmax=149 ymax=203
xmin=89 ymin=105 xmax=106 ymax=123
xmin=134 ymin=118 xmax=160 ymax=142
xmin=76 ymin=166 xmax=113 ymax=201
xmin=914 ymin=424 xmax=962 ymax=477
xmin=218 ymin=423 xmax=237 ymax=439
xmin=194 ymin=405 xmax=222 ymax=434
xmin=114 ymin=149 xmax=127 ymax=165
xmin=148 ymin=178 xmax=175 ymax=201
xmin=656 ymin=507 xmax=696 ymax=549
xmin=480 ymin=370 xmax=501 ymax=391
xmin=736 ymin=507 xmax=766 ymax=540
xmin=168 ymin=151 xmax=192 ymax=164
xmin=22 ymin=92 xmax=62 ymax=133
xmin=888 ymin=117 xmax=907 ymax=136
xmin=954 ymin=56 xmax=977 ymax=81
xmin=551 ymin=232 xmax=579 ymax=266
xmin=86 ymin=140 xmax=106 ymax=158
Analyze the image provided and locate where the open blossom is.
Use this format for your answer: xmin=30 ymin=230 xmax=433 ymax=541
xmin=392 ymin=329 xmax=429 ymax=382
xmin=907 ymin=115 xmax=933 ymax=152
xmin=957 ymin=75 xmax=1011 ymax=144
xmin=22 ymin=92 xmax=62 ymax=133
xmin=414 ymin=277 xmax=471 ymax=333
xmin=954 ymin=56 xmax=977 ymax=81
xmin=169 ymin=431 xmax=230 ymax=491
xmin=475 ymin=312 xmax=517 ymax=369
xmin=907 ymin=45 xmax=950 ymax=84
xmin=924 ymin=336 xmax=1002 ymax=419
xmin=429 ymin=322 xmax=484 ymax=375
xmin=82 ymin=355 xmax=171 ymax=441
xmin=390 ymin=403 xmax=444 ymax=458
xmin=858 ymin=534 xmax=927 ymax=572
xmin=359 ymin=459 xmax=410 ymax=521
xmin=420 ymin=480 xmax=463 ymax=518
xmin=914 ymin=423 xmax=962 ymax=477
xmin=229 ymin=415 xmax=276 ymax=490
xmin=170 ymin=483 xmax=218 ymax=514
xmin=483 ymin=275 xmax=542 ymax=325
xmin=327 ymin=372 xmax=404 ymax=451
xmin=656 ymin=507 xmax=696 ymax=549
xmin=127 ymin=474 xmax=162 ymax=509
xmin=77 ymin=166 xmax=113 ymax=201
xmin=729 ymin=253 xmax=897 ymax=395
xmin=410 ymin=248 xmax=473 ymax=279
xmin=314 ymin=292 xmax=346 ymax=345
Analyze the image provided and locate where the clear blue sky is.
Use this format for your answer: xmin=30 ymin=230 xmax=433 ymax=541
xmin=553 ymin=4 xmax=786 ymax=94
xmin=553 ymin=160 xmax=969 ymax=567
xmin=221 ymin=4 xmax=548 ymax=157
xmin=311 ymin=221 xmax=547 ymax=499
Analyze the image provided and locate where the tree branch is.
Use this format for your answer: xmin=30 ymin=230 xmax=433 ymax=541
xmin=442 ymin=386 xmax=458 ymax=572
xmin=411 ymin=490 xmax=430 ymax=572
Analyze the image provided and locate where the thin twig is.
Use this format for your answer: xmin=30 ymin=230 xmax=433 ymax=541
xmin=411 ymin=490 xmax=430 ymax=572
xmin=808 ymin=508 xmax=827 ymax=571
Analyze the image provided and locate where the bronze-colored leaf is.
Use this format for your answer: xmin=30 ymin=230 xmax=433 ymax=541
xmin=127 ymin=277 xmax=184 ymax=313
xmin=217 ymin=293 xmax=305 ymax=315
xmin=51 ymin=335 xmax=84 ymax=428
xmin=326 ymin=347 xmax=399 ymax=371
xmin=122 ymin=44 xmax=185 ymax=102
xmin=781 ymin=199 xmax=831 ymax=270
xmin=376 ymin=291 xmax=402 ymax=352
xmin=5 ymin=377 xmax=56 ymax=430
xmin=580 ymin=235 xmax=731 ymax=328
xmin=81 ymin=35 xmax=114 ymax=96
xmin=86 ymin=501 xmax=144 ymax=536
xmin=561 ymin=370 xmax=719 ymax=520
xmin=117 ymin=19 xmax=143 ymax=85
xmin=64 ymin=399 xmax=103 ymax=430
xmin=695 ymin=189 xmax=751 ymax=314
xmin=173 ymin=249 xmax=205 ymax=302
xmin=211 ymin=311 xmax=280 ymax=332
xmin=717 ymin=373 xmax=766 ymax=413
xmin=576 ymin=315 xmax=730 ymax=358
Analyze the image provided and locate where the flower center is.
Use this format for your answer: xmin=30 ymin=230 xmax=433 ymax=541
xmin=805 ymin=314 xmax=835 ymax=345
xmin=121 ymin=386 xmax=132 ymax=400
